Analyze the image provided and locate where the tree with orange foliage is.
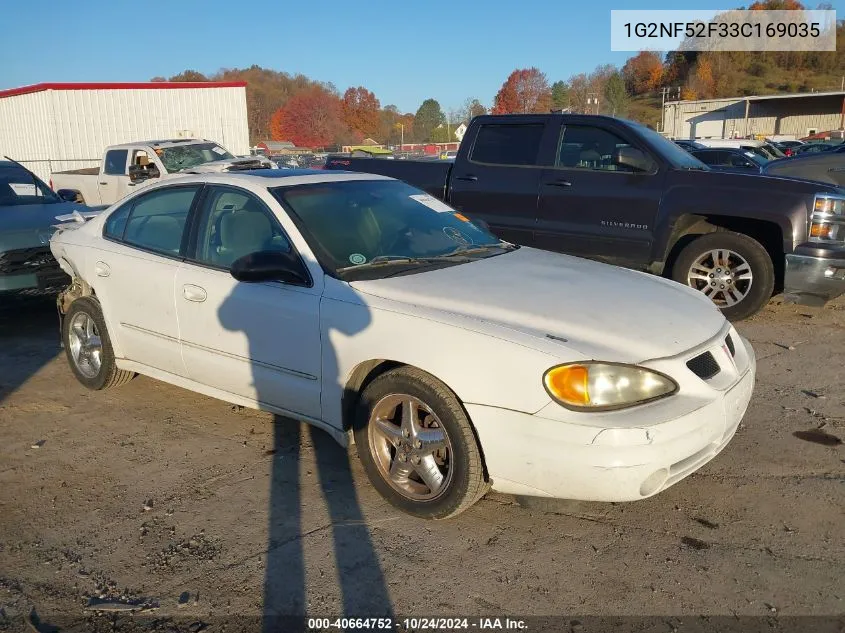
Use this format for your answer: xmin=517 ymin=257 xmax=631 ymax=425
xmin=749 ymin=0 xmax=804 ymax=9
xmin=342 ymin=87 xmax=381 ymax=141
xmin=492 ymin=68 xmax=552 ymax=114
xmin=622 ymin=51 xmax=664 ymax=95
xmin=689 ymin=57 xmax=716 ymax=99
xmin=269 ymin=86 xmax=349 ymax=148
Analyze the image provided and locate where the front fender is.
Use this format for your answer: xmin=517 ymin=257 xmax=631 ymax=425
xmin=320 ymin=299 xmax=566 ymax=431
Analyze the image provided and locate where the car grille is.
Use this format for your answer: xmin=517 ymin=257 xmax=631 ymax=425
xmin=686 ymin=351 xmax=721 ymax=380
xmin=0 ymin=246 xmax=57 ymax=274
xmin=725 ymin=334 xmax=736 ymax=357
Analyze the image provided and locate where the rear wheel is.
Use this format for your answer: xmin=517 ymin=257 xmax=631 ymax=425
xmin=354 ymin=367 xmax=488 ymax=519
xmin=671 ymin=231 xmax=775 ymax=321
xmin=62 ymin=297 xmax=134 ymax=390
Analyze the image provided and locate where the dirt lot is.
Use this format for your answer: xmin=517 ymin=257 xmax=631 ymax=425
xmin=0 ymin=295 xmax=843 ymax=633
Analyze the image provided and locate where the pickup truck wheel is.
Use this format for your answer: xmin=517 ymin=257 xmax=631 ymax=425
xmin=63 ymin=297 xmax=134 ymax=390
xmin=671 ymin=231 xmax=774 ymax=321
xmin=353 ymin=367 xmax=488 ymax=519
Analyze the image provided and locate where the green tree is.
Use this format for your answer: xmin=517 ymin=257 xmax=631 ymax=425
xmin=414 ymin=98 xmax=446 ymax=142
xmin=603 ymin=72 xmax=629 ymax=117
xmin=551 ymin=81 xmax=569 ymax=110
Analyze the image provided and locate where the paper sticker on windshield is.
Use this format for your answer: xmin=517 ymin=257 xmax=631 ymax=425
xmin=211 ymin=146 xmax=227 ymax=155
xmin=8 ymin=183 xmax=37 ymax=196
xmin=348 ymin=253 xmax=367 ymax=265
xmin=409 ymin=194 xmax=453 ymax=213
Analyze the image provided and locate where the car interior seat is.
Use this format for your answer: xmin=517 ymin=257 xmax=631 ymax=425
xmin=217 ymin=201 xmax=274 ymax=267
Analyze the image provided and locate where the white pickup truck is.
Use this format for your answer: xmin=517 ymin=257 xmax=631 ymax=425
xmin=51 ymin=139 xmax=273 ymax=205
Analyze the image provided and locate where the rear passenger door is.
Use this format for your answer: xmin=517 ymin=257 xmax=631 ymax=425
xmin=95 ymin=184 xmax=202 ymax=376
xmin=448 ymin=120 xmax=548 ymax=246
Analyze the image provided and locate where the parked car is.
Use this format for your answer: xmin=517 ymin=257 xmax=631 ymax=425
xmin=673 ymin=139 xmax=706 ymax=151
xmin=792 ymin=142 xmax=841 ymax=156
xmin=51 ymin=139 xmax=274 ymax=206
xmin=1 ymin=160 xmax=101 ymax=295
xmin=690 ymin=148 xmax=768 ymax=173
xmin=772 ymin=140 xmax=805 ymax=157
xmin=695 ymin=139 xmax=785 ymax=160
xmin=762 ymin=152 xmax=845 ymax=187
xmin=49 ymin=170 xmax=756 ymax=519
xmin=326 ymin=114 xmax=845 ymax=321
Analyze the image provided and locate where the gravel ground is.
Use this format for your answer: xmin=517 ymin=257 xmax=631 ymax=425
xmin=0 ymin=295 xmax=843 ymax=633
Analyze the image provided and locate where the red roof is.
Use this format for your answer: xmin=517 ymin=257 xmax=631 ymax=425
xmin=0 ymin=81 xmax=247 ymax=99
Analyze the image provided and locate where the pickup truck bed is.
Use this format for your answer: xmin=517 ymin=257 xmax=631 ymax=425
xmin=53 ymin=167 xmax=99 ymax=176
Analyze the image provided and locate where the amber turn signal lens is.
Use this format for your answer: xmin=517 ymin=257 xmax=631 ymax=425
xmin=544 ymin=365 xmax=590 ymax=406
xmin=810 ymin=223 xmax=833 ymax=239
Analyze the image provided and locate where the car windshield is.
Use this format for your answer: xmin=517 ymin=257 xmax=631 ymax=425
xmin=157 ymin=142 xmax=234 ymax=172
xmin=0 ymin=166 xmax=60 ymax=206
xmin=272 ymin=179 xmax=512 ymax=280
xmin=627 ymin=121 xmax=709 ymax=170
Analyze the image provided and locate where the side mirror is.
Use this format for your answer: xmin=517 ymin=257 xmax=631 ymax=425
xmin=128 ymin=164 xmax=160 ymax=183
xmin=56 ymin=189 xmax=78 ymax=202
xmin=615 ymin=146 xmax=654 ymax=173
xmin=230 ymin=250 xmax=310 ymax=286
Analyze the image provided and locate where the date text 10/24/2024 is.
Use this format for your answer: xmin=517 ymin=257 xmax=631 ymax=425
xmin=307 ymin=618 xmax=528 ymax=631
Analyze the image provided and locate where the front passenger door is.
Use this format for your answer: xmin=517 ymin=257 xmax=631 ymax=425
xmin=175 ymin=185 xmax=322 ymax=420
xmin=535 ymin=123 xmax=663 ymax=269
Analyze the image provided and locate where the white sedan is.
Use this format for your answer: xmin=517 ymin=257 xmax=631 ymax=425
xmin=50 ymin=171 xmax=756 ymax=518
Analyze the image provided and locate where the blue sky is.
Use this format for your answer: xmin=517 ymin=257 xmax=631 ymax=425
xmin=0 ymin=0 xmax=841 ymax=114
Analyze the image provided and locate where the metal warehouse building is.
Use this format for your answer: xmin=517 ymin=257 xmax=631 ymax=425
xmin=0 ymin=81 xmax=250 ymax=182
xmin=662 ymin=91 xmax=845 ymax=140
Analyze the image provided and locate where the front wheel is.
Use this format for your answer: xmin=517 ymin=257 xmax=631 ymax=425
xmin=671 ymin=231 xmax=775 ymax=321
xmin=353 ymin=367 xmax=488 ymax=519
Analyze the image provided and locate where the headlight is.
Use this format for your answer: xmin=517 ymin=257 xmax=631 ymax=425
xmin=810 ymin=194 xmax=845 ymax=243
xmin=543 ymin=362 xmax=678 ymax=411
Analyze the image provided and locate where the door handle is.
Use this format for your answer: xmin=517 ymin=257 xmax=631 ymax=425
xmin=94 ymin=261 xmax=110 ymax=277
xmin=546 ymin=179 xmax=572 ymax=187
xmin=182 ymin=284 xmax=207 ymax=303
xmin=99 ymin=181 xmax=108 ymax=185
xmin=455 ymin=174 xmax=478 ymax=182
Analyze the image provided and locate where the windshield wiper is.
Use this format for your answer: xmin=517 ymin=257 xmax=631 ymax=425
xmin=442 ymin=243 xmax=517 ymax=257
xmin=337 ymin=255 xmax=455 ymax=273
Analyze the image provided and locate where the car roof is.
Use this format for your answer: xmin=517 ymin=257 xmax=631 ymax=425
xmin=105 ymin=139 xmax=216 ymax=150
xmin=159 ymin=169 xmax=394 ymax=188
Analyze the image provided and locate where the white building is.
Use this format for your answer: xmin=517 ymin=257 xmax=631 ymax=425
xmin=662 ymin=91 xmax=845 ymax=140
xmin=0 ymin=81 xmax=250 ymax=182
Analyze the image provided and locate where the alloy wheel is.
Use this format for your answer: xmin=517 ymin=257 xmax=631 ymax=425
xmin=686 ymin=248 xmax=753 ymax=307
xmin=67 ymin=312 xmax=103 ymax=379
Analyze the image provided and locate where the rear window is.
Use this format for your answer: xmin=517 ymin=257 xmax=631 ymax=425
xmin=470 ymin=124 xmax=544 ymax=166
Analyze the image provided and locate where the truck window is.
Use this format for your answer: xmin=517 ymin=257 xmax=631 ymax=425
xmin=470 ymin=124 xmax=544 ymax=167
xmin=557 ymin=125 xmax=652 ymax=173
xmin=104 ymin=150 xmax=128 ymax=176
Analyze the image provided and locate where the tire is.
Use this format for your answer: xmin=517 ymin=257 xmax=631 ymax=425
xmin=353 ymin=367 xmax=488 ymax=519
xmin=62 ymin=297 xmax=134 ymax=390
xmin=671 ymin=231 xmax=775 ymax=321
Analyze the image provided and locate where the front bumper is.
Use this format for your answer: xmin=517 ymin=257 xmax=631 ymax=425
xmin=784 ymin=245 xmax=845 ymax=307
xmin=467 ymin=333 xmax=756 ymax=502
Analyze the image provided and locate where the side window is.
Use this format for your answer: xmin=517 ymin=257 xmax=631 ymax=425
xmin=122 ymin=186 xmax=199 ymax=256
xmin=557 ymin=125 xmax=653 ymax=173
xmin=191 ymin=186 xmax=292 ymax=270
xmin=730 ymin=154 xmax=752 ymax=168
xmin=103 ymin=150 xmax=128 ymax=176
xmin=470 ymin=124 xmax=544 ymax=166
xmin=103 ymin=202 xmax=132 ymax=240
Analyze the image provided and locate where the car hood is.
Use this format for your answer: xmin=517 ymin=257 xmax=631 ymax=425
xmin=179 ymin=156 xmax=274 ymax=174
xmin=350 ymin=247 xmax=726 ymax=363
xmin=0 ymin=201 xmax=92 ymax=251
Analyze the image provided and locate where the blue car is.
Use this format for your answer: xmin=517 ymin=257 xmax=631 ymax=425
xmin=0 ymin=160 xmax=100 ymax=295
xmin=689 ymin=147 xmax=769 ymax=173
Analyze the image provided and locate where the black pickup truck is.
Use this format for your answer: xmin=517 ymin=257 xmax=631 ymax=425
xmin=326 ymin=113 xmax=845 ymax=320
